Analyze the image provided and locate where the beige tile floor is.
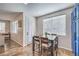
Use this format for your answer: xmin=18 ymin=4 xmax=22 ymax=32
xmin=0 ymin=39 xmax=73 ymax=56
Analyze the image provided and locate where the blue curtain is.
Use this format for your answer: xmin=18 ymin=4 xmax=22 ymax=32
xmin=71 ymin=3 xmax=79 ymax=56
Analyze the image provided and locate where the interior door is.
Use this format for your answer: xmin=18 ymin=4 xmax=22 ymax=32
xmin=25 ymin=16 xmax=36 ymax=45
xmin=25 ymin=16 xmax=29 ymax=45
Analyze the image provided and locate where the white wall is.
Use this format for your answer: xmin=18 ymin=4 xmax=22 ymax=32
xmin=11 ymin=14 xmax=23 ymax=46
xmin=36 ymin=7 xmax=73 ymax=51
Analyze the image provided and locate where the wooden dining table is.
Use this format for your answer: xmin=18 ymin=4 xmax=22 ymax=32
xmin=32 ymin=35 xmax=58 ymax=56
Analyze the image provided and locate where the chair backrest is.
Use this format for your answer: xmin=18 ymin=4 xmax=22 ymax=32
xmin=33 ymin=36 xmax=40 ymax=41
xmin=40 ymin=37 xmax=48 ymax=44
xmin=51 ymin=34 xmax=57 ymax=37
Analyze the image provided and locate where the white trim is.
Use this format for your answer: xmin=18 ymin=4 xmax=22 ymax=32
xmin=11 ymin=39 xmax=23 ymax=47
xmin=23 ymin=13 xmax=26 ymax=47
xmin=58 ymin=45 xmax=72 ymax=51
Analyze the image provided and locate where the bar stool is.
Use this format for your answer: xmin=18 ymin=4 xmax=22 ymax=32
xmin=40 ymin=37 xmax=51 ymax=56
xmin=32 ymin=36 xmax=41 ymax=56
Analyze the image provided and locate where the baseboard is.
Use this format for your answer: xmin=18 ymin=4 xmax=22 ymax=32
xmin=58 ymin=45 xmax=72 ymax=51
xmin=11 ymin=39 xmax=23 ymax=47
xmin=27 ymin=43 xmax=32 ymax=46
xmin=23 ymin=42 xmax=32 ymax=47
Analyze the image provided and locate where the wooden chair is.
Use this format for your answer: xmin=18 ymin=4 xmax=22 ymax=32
xmin=2 ymin=33 xmax=11 ymax=42
xmin=32 ymin=36 xmax=41 ymax=56
xmin=51 ymin=34 xmax=58 ymax=56
xmin=40 ymin=37 xmax=51 ymax=56
xmin=45 ymin=33 xmax=58 ymax=56
xmin=53 ymin=36 xmax=58 ymax=56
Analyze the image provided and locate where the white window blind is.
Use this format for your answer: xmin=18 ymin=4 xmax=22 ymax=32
xmin=0 ymin=22 xmax=5 ymax=33
xmin=43 ymin=15 xmax=66 ymax=36
xmin=11 ymin=20 xmax=18 ymax=33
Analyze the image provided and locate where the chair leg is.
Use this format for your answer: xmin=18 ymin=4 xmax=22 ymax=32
xmin=56 ymin=49 xmax=57 ymax=56
xmin=39 ymin=44 xmax=41 ymax=56
xmin=32 ymin=48 xmax=34 ymax=56
xmin=41 ymin=47 xmax=43 ymax=55
xmin=41 ymin=47 xmax=45 ymax=56
xmin=32 ymin=38 xmax=35 ymax=56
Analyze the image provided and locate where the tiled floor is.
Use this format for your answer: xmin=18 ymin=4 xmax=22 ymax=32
xmin=0 ymin=39 xmax=73 ymax=56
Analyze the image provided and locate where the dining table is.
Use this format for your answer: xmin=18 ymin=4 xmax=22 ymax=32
xmin=32 ymin=34 xmax=58 ymax=56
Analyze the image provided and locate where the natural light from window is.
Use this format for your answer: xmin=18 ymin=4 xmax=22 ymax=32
xmin=11 ymin=20 xmax=18 ymax=33
xmin=0 ymin=22 xmax=5 ymax=33
xmin=43 ymin=15 xmax=66 ymax=36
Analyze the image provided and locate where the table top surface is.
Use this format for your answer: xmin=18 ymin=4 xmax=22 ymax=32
xmin=47 ymin=35 xmax=57 ymax=40
xmin=43 ymin=35 xmax=57 ymax=40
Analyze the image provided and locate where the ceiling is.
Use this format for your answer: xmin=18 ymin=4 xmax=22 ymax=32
xmin=26 ymin=3 xmax=74 ymax=17
xmin=0 ymin=3 xmax=74 ymax=20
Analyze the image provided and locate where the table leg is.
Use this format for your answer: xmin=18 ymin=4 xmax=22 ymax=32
xmin=51 ymin=41 xmax=54 ymax=56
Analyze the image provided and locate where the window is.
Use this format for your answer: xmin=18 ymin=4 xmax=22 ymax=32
xmin=0 ymin=22 xmax=5 ymax=33
xmin=43 ymin=15 xmax=66 ymax=36
xmin=11 ymin=20 xmax=18 ymax=33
